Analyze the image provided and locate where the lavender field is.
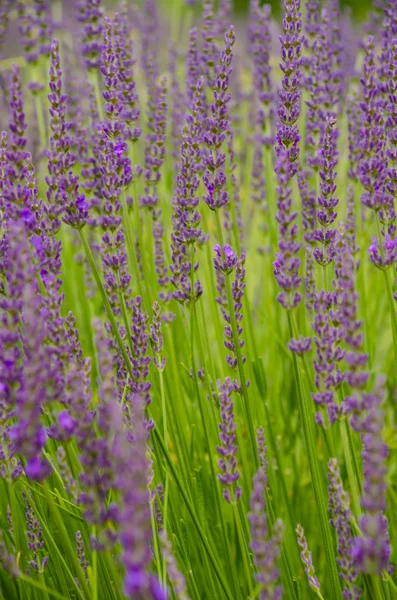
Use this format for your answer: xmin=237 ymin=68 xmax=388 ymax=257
xmin=0 ymin=0 xmax=397 ymax=598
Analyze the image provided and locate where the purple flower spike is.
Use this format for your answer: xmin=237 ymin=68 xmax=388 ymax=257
xmin=248 ymin=434 xmax=284 ymax=599
xmin=296 ymin=523 xmax=321 ymax=594
xmin=313 ymin=116 xmax=339 ymax=267
xmin=76 ymin=0 xmax=104 ymax=71
xmin=17 ymin=1 xmax=54 ymax=66
xmin=311 ymin=289 xmax=345 ymax=426
xmin=346 ymin=378 xmax=391 ymax=576
xmin=328 ymin=458 xmax=362 ymax=599
xmin=214 ymin=248 xmax=247 ymax=371
xmin=334 ymin=227 xmax=368 ymax=390
xmin=7 ymin=64 xmax=29 ymax=184
xmin=160 ymin=530 xmax=190 ymax=600
xmin=288 ymin=336 xmax=312 ymax=356
xmin=249 ymin=0 xmax=274 ymax=211
xmin=273 ymin=0 xmax=304 ymax=310
xmin=216 ymin=378 xmax=241 ymax=504
xmin=118 ymin=394 xmax=165 ymax=600
xmin=201 ymin=0 xmax=220 ymax=91
xmin=170 ymin=78 xmax=204 ymax=304
xmin=202 ymin=26 xmax=236 ymax=212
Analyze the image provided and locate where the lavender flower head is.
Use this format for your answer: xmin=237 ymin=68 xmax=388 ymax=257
xmin=170 ymin=78 xmax=204 ymax=304
xmin=273 ymin=0 xmax=304 ymax=310
xmin=202 ymin=26 xmax=236 ymax=212
xmin=76 ymin=0 xmax=104 ymax=71
xmin=216 ymin=377 xmax=241 ymax=503
xmin=248 ymin=432 xmax=284 ymax=600
xmin=327 ymin=458 xmax=362 ymax=599
xmin=296 ymin=523 xmax=321 ymax=593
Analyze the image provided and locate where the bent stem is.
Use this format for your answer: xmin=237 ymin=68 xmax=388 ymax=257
xmin=287 ymin=312 xmax=341 ymax=599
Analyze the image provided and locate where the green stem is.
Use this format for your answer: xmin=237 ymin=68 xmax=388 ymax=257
xmin=338 ymin=410 xmax=362 ymax=520
xmin=287 ymin=312 xmax=341 ymax=599
xmin=79 ymin=228 xmax=133 ymax=379
xmin=90 ymin=71 xmax=104 ymax=122
xmin=189 ymin=247 xmax=240 ymax=597
xmin=214 ymin=209 xmax=258 ymax=467
xmin=121 ymin=188 xmax=143 ymax=298
xmin=153 ymin=427 xmax=234 ymax=600
xmin=233 ymin=503 xmax=253 ymax=596
xmin=150 ymin=496 xmax=163 ymax=582
xmin=30 ymin=487 xmax=87 ymax=600
xmin=91 ymin=526 xmax=98 ymax=600
xmin=18 ymin=574 xmax=70 ymax=600
xmin=375 ymin=216 xmax=397 ymax=374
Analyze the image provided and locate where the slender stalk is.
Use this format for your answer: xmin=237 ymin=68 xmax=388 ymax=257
xmin=79 ymin=227 xmax=133 ymax=379
xmin=189 ymin=245 xmax=240 ymax=597
xmin=18 ymin=575 xmax=70 ymax=600
xmin=338 ymin=390 xmax=362 ymax=519
xmin=121 ymin=189 xmax=143 ymax=298
xmin=90 ymin=71 xmax=104 ymax=122
xmin=233 ymin=503 xmax=253 ymax=596
xmin=153 ymin=427 xmax=234 ymax=600
xmin=214 ymin=209 xmax=258 ymax=467
xmin=287 ymin=313 xmax=341 ymax=598
xmin=150 ymin=497 xmax=163 ymax=583
xmin=91 ymin=526 xmax=98 ymax=600
xmin=29 ymin=488 xmax=87 ymax=600
xmin=375 ymin=216 xmax=397 ymax=373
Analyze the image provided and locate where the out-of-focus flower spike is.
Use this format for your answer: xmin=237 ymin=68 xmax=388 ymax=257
xmin=249 ymin=0 xmax=274 ymax=219
xmin=0 ymin=530 xmax=19 ymax=577
xmin=118 ymin=393 xmax=166 ymax=600
xmin=169 ymin=43 xmax=185 ymax=161
xmin=2 ymin=220 xmax=62 ymax=480
xmin=201 ymin=0 xmax=219 ymax=90
xmin=76 ymin=0 xmax=104 ymax=71
xmin=248 ymin=447 xmax=284 ymax=599
xmin=23 ymin=490 xmax=48 ymax=573
xmin=273 ymin=0 xmax=304 ymax=311
xmin=160 ymin=530 xmax=190 ymax=600
xmin=113 ymin=5 xmax=142 ymax=144
xmin=171 ymin=78 xmax=203 ymax=304
xmin=17 ymin=0 xmax=54 ymax=66
xmin=312 ymin=115 xmax=339 ymax=267
xmin=216 ymin=377 xmax=241 ymax=504
xmin=0 ymin=1 xmax=12 ymax=58
xmin=346 ymin=377 xmax=391 ymax=576
xmin=327 ymin=458 xmax=362 ymax=599
xmin=311 ymin=289 xmax=345 ymax=426
xmin=186 ymin=28 xmax=202 ymax=111
xmin=76 ymin=531 xmax=89 ymax=584
xmin=7 ymin=64 xmax=29 ymax=184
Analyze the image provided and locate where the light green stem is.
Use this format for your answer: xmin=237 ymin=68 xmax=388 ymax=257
xmin=121 ymin=189 xmax=143 ymax=298
xmin=287 ymin=313 xmax=341 ymax=599
xmin=18 ymin=574 xmax=70 ymax=600
xmin=233 ymin=503 xmax=253 ymax=596
xmin=214 ymin=209 xmax=258 ymax=467
xmin=339 ymin=412 xmax=362 ymax=520
xmin=153 ymin=427 xmax=234 ymax=600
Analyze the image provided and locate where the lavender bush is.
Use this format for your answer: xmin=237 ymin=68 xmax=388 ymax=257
xmin=0 ymin=0 xmax=396 ymax=598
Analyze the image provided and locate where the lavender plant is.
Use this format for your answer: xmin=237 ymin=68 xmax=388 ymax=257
xmin=0 ymin=1 xmax=396 ymax=600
